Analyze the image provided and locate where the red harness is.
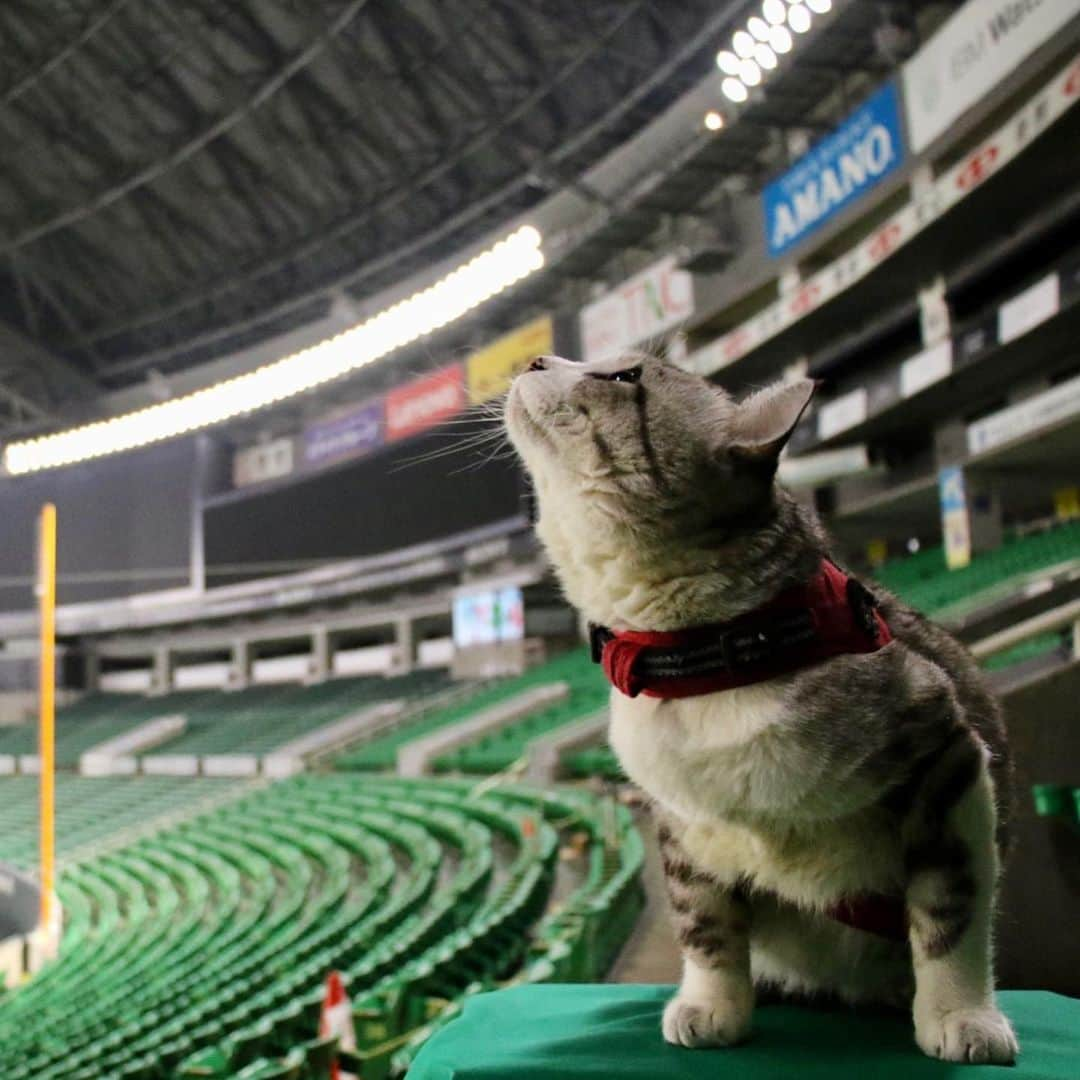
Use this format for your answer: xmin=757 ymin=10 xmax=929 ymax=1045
xmin=590 ymin=559 xmax=892 ymax=700
xmin=591 ymin=559 xmax=907 ymax=942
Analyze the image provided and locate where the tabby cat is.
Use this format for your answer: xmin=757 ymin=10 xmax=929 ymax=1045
xmin=504 ymin=353 xmax=1017 ymax=1064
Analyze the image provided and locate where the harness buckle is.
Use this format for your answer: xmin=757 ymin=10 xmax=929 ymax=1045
xmin=719 ymin=626 xmax=773 ymax=670
xmin=846 ymin=578 xmax=880 ymax=642
xmin=588 ymin=623 xmax=614 ymax=664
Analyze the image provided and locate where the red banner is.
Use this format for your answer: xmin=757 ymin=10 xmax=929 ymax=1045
xmin=385 ymin=364 xmax=465 ymax=441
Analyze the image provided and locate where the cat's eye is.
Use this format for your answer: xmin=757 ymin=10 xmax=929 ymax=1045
xmin=590 ymin=365 xmax=642 ymax=385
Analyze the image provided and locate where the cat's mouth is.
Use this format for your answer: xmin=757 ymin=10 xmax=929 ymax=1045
xmin=505 ymin=383 xmax=555 ymax=452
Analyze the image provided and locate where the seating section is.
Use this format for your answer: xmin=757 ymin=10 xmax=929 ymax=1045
xmin=336 ymin=649 xmax=602 ymax=773
xmin=143 ymin=670 xmax=446 ymax=759
xmin=0 ymin=775 xmax=239 ymax=870
xmin=433 ymin=651 xmax=607 ymax=774
xmin=0 ymin=774 xmax=644 ymax=1080
xmin=0 ymin=691 xmax=212 ymax=769
xmin=1032 ymin=783 xmax=1080 ymax=826
xmin=874 ymin=519 xmax=1080 ymax=620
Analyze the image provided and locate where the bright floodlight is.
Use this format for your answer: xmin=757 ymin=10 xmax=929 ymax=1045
xmin=806 ymin=0 xmax=832 ymax=12
xmin=704 ymin=110 xmax=724 ymax=131
xmin=3 ymin=225 xmax=545 ymax=475
xmin=739 ymin=59 xmax=762 ymax=86
xmin=763 ymin=0 xmax=787 ymax=25
xmin=754 ymin=43 xmax=778 ymax=70
xmin=721 ymin=77 xmax=749 ymax=103
xmin=732 ymin=29 xmax=755 ymax=58
xmin=716 ymin=50 xmax=741 ymax=75
xmin=788 ymin=3 xmax=812 ymax=32
xmin=769 ymin=24 xmax=794 ymax=52
xmin=747 ymin=16 xmax=771 ymax=41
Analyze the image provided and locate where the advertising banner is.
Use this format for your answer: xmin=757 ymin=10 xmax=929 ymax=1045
xmin=902 ymin=0 xmax=1080 ymax=153
xmin=232 ymin=436 xmax=295 ymax=488
xmin=467 ymin=316 xmax=554 ymax=403
xmin=580 ymin=255 xmax=693 ymax=363
xmin=939 ymin=466 xmax=972 ymax=570
xmin=763 ymin=81 xmax=906 ymax=257
xmin=688 ymin=51 xmax=1080 ymax=377
xmin=385 ymin=364 xmax=465 ymax=441
xmin=302 ymin=398 xmax=383 ymax=469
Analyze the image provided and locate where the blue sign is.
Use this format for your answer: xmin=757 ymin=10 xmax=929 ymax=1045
xmin=763 ymin=81 xmax=906 ymax=258
xmin=303 ymin=398 xmax=384 ymax=468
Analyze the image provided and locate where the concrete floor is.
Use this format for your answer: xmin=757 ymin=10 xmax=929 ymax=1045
xmin=607 ymin=805 xmax=680 ymax=984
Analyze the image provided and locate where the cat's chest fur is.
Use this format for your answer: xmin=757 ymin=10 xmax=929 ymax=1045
xmin=609 ymin=685 xmax=904 ymax=907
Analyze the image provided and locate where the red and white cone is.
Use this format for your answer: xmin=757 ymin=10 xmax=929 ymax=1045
xmin=319 ymin=970 xmax=358 ymax=1080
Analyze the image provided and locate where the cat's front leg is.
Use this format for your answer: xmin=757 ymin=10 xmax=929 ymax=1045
xmin=658 ymin=819 xmax=753 ymax=1049
xmin=905 ymin=746 xmax=1018 ymax=1065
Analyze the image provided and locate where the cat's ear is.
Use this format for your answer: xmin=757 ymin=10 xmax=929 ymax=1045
xmin=729 ymin=378 xmax=817 ymax=465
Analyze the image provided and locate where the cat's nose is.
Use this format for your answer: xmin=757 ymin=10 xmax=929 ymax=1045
xmin=527 ymin=356 xmax=550 ymax=372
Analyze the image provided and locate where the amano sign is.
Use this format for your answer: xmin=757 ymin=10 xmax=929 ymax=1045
xmin=762 ymin=81 xmax=905 ymax=258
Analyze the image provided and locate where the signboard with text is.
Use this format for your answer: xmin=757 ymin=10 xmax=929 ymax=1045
xmin=580 ymin=256 xmax=693 ymax=363
xmin=902 ymin=0 xmax=1080 ymax=153
xmin=385 ymin=364 xmax=465 ymax=441
xmin=302 ymin=398 xmax=383 ymax=469
xmin=763 ymin=81 xmax=905 ymax=257
xmin=467 ymin=316 xmax=554 ymax=403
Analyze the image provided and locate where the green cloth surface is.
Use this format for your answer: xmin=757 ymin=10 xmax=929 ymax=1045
xmin=410 ymin=984 xmax=1080 ymax=1079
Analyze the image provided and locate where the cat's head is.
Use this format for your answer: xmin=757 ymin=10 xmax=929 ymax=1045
xmin=505 ymin=352 xmax=815 ymax=538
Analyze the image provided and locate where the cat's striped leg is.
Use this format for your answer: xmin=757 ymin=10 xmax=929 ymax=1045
xmin=904 ymin=740 xmax=1018 ymax=1065
xmin=657 ymin=819 xmax=753 ymax=1049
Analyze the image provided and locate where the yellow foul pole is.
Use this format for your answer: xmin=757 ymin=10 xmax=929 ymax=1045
xmin=38 ymin=503 xmax=57 ymax=929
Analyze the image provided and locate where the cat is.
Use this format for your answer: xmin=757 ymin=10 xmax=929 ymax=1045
xmin=504 ymin=352 xmax=1017 ymax=1064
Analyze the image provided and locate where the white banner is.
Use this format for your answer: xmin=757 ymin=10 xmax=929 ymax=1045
xmin=580 ymin=255 xmax=693 ymax=363
xmin=967 ymin=370 xmax=1080 ymax=456
xmin=688 ymin=52 xmax=1080 ymax=378
xmin=232 ymin=437 xmax=294 ymax=488
xmin=902 ymin=0 xmax=1080 ymax=154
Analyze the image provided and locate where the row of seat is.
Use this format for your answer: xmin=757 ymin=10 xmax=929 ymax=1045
xmin=0 ymin=691 xmax=213 ymax=768
xmin=335 ymin=649 xmax=600 ymax=772
xmin=873 ymin=518 xmax=1080 ymax=619
xmin=0 ymin=773 xmax=644 ymax=1079
xmin=0 ymin=775 xmax=240 ymax=869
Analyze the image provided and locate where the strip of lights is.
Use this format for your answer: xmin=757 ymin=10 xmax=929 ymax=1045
xmin=707 ymin=0 xmax=831 ymax=124
xmin=3 ymin=225 xmax=544 ymax=476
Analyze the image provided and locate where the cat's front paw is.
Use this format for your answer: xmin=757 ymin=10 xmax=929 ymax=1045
xmin=914 ymin=1005 xmax=1018 ymax=1064
xmin=662 ymin=992 xmax=752 ymax=1049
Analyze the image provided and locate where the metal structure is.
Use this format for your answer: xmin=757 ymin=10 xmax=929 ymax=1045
xmin=0 ymin=0 xmax=959 ymax=438
xmin=0 ymin=0 xmax=732 ymax=426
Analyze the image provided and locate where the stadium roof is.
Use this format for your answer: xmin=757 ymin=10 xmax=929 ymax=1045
xmin=0 ymin=0 xmax=958 ymax=441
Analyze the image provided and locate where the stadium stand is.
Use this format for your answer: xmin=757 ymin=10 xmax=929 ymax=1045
xmin=336 ymin=649 xmax=604 ymax=774
xmin=0 ymin=774 xmax=643 ymax=1079
xmin=872 ymin=520 xmax=1080 ymax=625
xmin=0 ymin=692 xmax=211 ymax=770
xmin=141 ymin=671 xmax=446 ymax=759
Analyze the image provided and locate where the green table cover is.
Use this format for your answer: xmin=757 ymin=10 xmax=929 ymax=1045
xmin=410 ymin=984 xmax=1080 ymax=1079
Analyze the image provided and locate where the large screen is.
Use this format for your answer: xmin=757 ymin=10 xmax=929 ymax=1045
xmin=453 ymin=586 xmax=524 ymax=648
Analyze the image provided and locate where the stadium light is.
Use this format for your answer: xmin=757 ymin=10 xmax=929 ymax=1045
xmin=711 ymin=0 xmax=822 ymax=115
xmin=704 ymin=110 xmax=725 ymax=131
xmin=769 ymin=24 xmax=794 ymax=53
xmin=763 ymin=0 xmax=787 ymax=25
xmin=732 ymin=30 xmax=756 ymax=58
xmin=739 ymin=59 xmax=763 ymax=86
xmin=788 ymin=4 xmax=812 ymax=33
xmin=754 ymin=44 xmax=778 ymax=70
xmin=721 ymin=77 xmax=749 ymax=103
xmin=716 ymin=50 xmax=742 ymax=75
xmin=2 ymin=225 xmax=545 ymax=476
xmin=747 ymin=16 xmax=771 ymax=41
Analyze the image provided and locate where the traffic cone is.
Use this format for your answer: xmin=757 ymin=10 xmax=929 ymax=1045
xmin=319 ymin=970 xmax=358 ymax=1080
